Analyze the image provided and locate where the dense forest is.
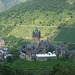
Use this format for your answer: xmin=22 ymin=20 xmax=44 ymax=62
xmin=0 ymin=0 xmax=75 ymax=26
xmin=0 ymin=58 xmax=75 ymax=75
xmin=0 ymin=0 xmax=75 ymax=49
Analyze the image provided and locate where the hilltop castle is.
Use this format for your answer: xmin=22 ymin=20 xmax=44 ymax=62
xmin=20 ymin=27 xmax=66 ymax=59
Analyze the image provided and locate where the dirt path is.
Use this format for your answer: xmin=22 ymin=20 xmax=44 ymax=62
xmin=18 ymin=25 xmax=58 ymax=28
xmin=1 ymin=24 xmax=58 ymax=28
xmin=2 ymin=23 xmax=75 ymax=28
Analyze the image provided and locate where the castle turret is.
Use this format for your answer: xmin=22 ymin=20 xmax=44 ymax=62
xmin=33 ymin=27 xmax=40 ymax=49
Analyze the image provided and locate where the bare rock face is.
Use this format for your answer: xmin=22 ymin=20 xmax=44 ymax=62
xmin=0 ymin=0 xmax=27 ymax=11
xmin=0 ymin=0 xmax=4 ymax=11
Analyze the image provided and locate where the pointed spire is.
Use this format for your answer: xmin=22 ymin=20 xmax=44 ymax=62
xmin=34 ymin=27 xmax=38 ymax=34
xmin=35 ymin=27 xmax=38 ymax=31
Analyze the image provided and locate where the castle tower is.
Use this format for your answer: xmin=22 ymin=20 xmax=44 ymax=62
xmin=33 ymin=27 xmax=40 ymax=49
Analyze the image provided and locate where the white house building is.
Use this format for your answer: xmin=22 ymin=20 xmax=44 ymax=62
xmin=36 ymin=51 xmax=57 ymax=61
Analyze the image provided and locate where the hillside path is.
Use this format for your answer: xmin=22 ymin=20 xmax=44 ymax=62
xmin=2 ymin=24 xmax=58 ymax=27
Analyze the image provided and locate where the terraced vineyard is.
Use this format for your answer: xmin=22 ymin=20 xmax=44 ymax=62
xmin=54 ymin=28 xmax=75 ymax=43
xmin=0 ymin=24 xmax=58 ymax=39
xmin=3 ymin=25 xmax=57 ymax=39
xmin=0 ymin=24 xmax=58 ymax=47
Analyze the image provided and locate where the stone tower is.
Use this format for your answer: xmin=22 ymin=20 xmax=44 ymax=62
xmin=33 ymin=27 xmax=40 ymax=49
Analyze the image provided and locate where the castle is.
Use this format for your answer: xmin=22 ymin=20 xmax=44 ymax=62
xmin=20 ymin=27 xmax=66 ymax=59
xmin=23 ymin=28 xmax=47 ymax=56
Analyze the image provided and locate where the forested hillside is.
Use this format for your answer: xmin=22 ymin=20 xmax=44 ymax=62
xmin=0 ymin=59 xmax=75 ymax=75
xmin=0 ymin=0 xmax=26 ymax=11
xmin=0 ymin=0 xmax=75 ymax=48
xmin=0 ymin=0 xmax=75 ymax=26
xmin=0 ymin=1 xmax=75 ymax=74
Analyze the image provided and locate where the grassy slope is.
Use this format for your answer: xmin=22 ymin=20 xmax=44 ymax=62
xmin=0 ymin=25 xmax=32 ymax=48
xmin=7 ymin=26 xmax=57 ymax=39
xmin=54 ymin=28 xmax=75 ymax=43
xmin=0 ymin=24 xmax=57 ymax=47
xmin=0 ymin=24 xmax=57 ymax=39
xmin=0 ymin=0 xmax=75 ymax=47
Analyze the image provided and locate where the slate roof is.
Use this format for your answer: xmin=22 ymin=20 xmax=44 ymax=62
xmin=53 ymin=45 xmax=66 ymax=54
xmin=62 ymin=50 xmax=75 ymax=56
xmin=0 ymin=47 xmax=9 ymax=56
xmin=54 ymin=45 xmax=66 ymax=51
xmin=35 ymin=27 xmax=38 ymax=34
xmin=44 ymin=39 xmax=49 ymax=46
xmin=33 ymin=27 xmax=40 ymax=35
xmin=26 ymin=44 xmax=33 ymax=49
xmin=62 ymin=53 xmax=69 ymax=56
xmin=69 ymin=50 xmax=75 ymax=55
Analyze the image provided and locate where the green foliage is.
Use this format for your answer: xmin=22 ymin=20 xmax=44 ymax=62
xmin=4 ymin=35 xmax=31 ymax=48
xmin=50 ymin=63 xmax=75 ymax=75
xmin=58 ymin=26 xmax=62 ymax=29
xmin=0 ymin=24 xmax=32 ymax=48
xmin=54 ymin=28 xmax=75 ymax=43
xmin=0 ymin=0 xmax=75 ymax=26
xmin=6 ymin=56 xmax=12 ymax=62
xmin=68 ymin=44 xmax=75 ymax=50
xmin=0 ymin=24 xmax=57 ymax=48
xmin=0 ymin=64 xmax=15 ymax=75
xmin=0 ymin=59 xmax=75 ymax=75
xmin=9 ymin=48 xmax=19 ymax=60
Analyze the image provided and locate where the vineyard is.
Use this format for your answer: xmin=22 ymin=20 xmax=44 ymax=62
xmin=54 ymin=28 xmax=75 ymax=43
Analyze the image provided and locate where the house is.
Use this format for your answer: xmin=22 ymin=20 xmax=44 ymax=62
xmin=36 ymin=51 xmax=57 ymax=61
xmin=62 ymin=50 xmax=75 ymax=60
xmin=0 ymin=47 xmax=12 ymax=62
xmin=53 ymin=45 xmax=66 ymax=57
xmin=68 ymin=50 xmax=75 ymax=60
xmin=0 ymin=37 xmax=5 ymax=48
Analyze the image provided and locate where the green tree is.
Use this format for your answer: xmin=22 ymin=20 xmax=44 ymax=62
xmin=9 ymin=48 xmax=19 ymax=60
